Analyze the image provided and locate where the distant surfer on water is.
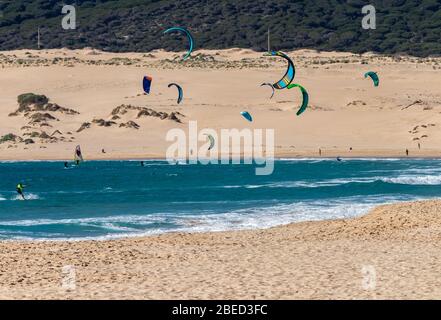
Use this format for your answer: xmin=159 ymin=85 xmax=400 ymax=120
xmin=337 ymin=156 xmax=342 ymax=162
xmin=74 ymin=145 xmax=84 ymax=166
xmin=16 ymin=183 xmax=26 ymax=200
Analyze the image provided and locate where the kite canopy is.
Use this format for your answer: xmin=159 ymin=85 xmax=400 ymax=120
xmin=287 ymin=84 xmax=309 ymax=116
xmin=168 ymin=83 xmax=184 ymax=104
xmin=74 ymin=145 xmax=83 ymax=162
xmin=260 ymin=83 xmax=275 ymax=99
xmin=263 ymin=51 xmax=295 ymax=89
xmin=164 ymin=27 xmax=194 ymax=61
xmin=241 ymin=111 xmax=253 ymax=122
xmin=143 ymin=76 xmax=152 ymax=94
xmin=364 ymin=71 xmax=379 ymax=87
xmin=205 ymin=134 xmax=215 ymax=151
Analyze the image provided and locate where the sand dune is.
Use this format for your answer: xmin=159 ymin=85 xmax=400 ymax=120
xmin=1 ymin=48 xmax=441 ymax=160
xmin=1 ymin=200 xmax=441 ymax=299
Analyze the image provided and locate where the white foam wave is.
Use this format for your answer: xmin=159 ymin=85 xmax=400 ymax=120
xmin=0 ymin=213 xmax=172 ymax=227
xmin=0 ymin=194 xmax=421 ymax=241
xmin=97 ymin=223 xmax=139 ymax=232
xmin=381 ymin=175 xmax=441 ymax=185
xmin=10 ymin=193 xmax=41 ymax=201
xmin=219 ymin=174 xmax=441 ymax=189
xmin=218 ymin=178 xmax=372 ymax=189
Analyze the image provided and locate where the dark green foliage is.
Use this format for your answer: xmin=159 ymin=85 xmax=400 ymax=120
xmin=0 ymin=133 xmax=19 ymax=143
xmin=0 ymin=0 xmax=440 ymax=57
xmin=17 ymin=93 xmax=49 ymax=109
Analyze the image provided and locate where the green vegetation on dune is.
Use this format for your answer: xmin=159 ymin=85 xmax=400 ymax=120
xmin=0 ymin=133 xmax=20 ymax=143
xmin=17 ymin=93 xmax=49 ymax=109
xmin=0 ymin=0 xmax=440 ymax=56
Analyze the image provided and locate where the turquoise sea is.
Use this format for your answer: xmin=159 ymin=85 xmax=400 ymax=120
xmin=1 ymin=159 xmax=440 ymax=240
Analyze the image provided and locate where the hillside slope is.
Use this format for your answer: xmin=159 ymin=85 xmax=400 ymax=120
xmin=0 ymin=0 xmax=440 ymax=56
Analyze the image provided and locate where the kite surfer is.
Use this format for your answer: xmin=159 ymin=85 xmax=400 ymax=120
xmin=74 ymin=145 xmax=84 ymax=165
xmin=16 ymin=183 xmax=26 ymax=200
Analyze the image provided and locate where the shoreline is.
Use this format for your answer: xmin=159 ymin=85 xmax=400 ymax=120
xmin=0 ymin=199 xmax=440 ymax=299
xmin=0 ymin=196 xmax=430 ymax=243
xmin=1 ymin=154 xmax=441 ymax=161
xmin=0 ymin=204 xmax=376 ymax=244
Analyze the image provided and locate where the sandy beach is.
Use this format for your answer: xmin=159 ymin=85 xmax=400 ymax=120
xmin=0 ymin=200 xmax=439 ymax=299
xmin=1 ymin=49 xmax=441 ymax=160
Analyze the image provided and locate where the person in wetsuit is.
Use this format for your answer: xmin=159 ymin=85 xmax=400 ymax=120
xmin=16 ymin=183 xmax=26 ymax=200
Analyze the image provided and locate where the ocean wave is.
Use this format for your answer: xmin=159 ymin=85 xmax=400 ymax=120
xmin=216 ymin=178 xmax=373 ymax=189
xmin=218 ymin=174 xmax=441 ymax=189
xmin=139 ymin=163 xmax=171 ymax=167
xmin=0 ymin=195 xmax=418 ymax=241
xmin=98 ymin=223 xmax=140 ymax=232
xmin=0 ymin=213 xmax=172 ymax=227
xmin=10 ymin=193 xmax=41 ymax=201
xmin=381 ymin=175 xmax=441 ymax=185
xmin=394 ymin=168 xmax=441 ymax=175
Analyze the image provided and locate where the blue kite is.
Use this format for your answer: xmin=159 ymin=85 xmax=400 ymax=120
xmin=143 ymin=76 xmax=152 ymax=94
